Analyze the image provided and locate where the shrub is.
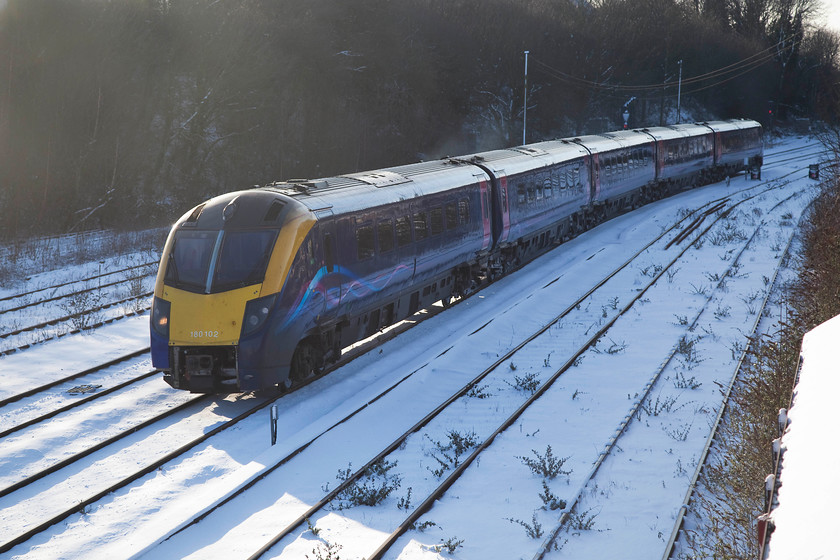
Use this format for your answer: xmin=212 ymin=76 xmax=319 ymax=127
xmin=333 ymin=459 xmax=402 ymax=509
xmin=425 ymin=430 xmax=479 ymax=477
xmin=517 ymin=445 xmax=571 ymax=479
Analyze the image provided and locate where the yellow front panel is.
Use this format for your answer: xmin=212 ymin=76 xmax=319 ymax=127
xmin=162 ymin=284 xmax=261 ymax=346
xmin=261 ymin=209 xmax=316 ymax=295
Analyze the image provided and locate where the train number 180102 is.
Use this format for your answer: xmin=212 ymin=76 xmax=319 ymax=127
xmin=190 ymin=330 xmax=220 ymax=339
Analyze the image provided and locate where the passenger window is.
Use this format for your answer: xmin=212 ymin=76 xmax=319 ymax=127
xmin=396 ymin=216 xmax=412 ymax=247
xmin=378 ymin=220 xmax=394 ymax=253
xmin=356 ymin=224 xmax=375 ymax=261
xmin=413 ymin=212 xmax=428 ymax=241
xmin=458 ymin=199 xmax=470 ymax=225
xmin=445 ymin=203 xmax=458 ymax=229
xmin=527 ymin=187 xmax=535 ymax=202
xmin=430 ymin=207 xmax=443 ymax=236
xmin=518 ymin=186 xmax=526 ymax=204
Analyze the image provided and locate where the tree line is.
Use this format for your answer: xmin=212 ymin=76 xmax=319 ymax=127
xmin=0 ymin=0 xmax=837 ymax=237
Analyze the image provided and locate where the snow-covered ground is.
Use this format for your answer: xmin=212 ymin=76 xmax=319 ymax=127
xmin=0 ymin=135 xmax=827 ymax=560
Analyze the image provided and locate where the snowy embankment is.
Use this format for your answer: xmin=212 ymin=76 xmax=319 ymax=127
xmin=0 ymin=135 xmax=827 ymax=560
xmin=764 ymin=314 xmax=840 ymax=560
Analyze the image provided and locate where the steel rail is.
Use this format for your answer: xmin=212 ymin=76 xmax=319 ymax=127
xmin=0 ymin=272 xmax=153 ymax=316
xmin=0 ymin=393 xmax=274 ymax=555
xmin=534 ymin=189 xmax=802 ymax=558
xmin=0 ymin=368 xmax=159 ymax=440
xmin=0 ymin=292 xmax=153 ymax=340
xmin=0 ymin=261 xmax=157 ymax=305
xmin=0 ymin=392 xmax=208 ymax=501
xmin=659 ymin=199 xmax=805 ymax=560
xmin=0 ymin=348 xmax=150 ymax=409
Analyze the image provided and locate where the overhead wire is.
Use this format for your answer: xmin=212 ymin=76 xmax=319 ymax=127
xmin=531 ymin=31 xmax=799 ymax=96
xmin=532 ymin=49 xmax=774 ymax=93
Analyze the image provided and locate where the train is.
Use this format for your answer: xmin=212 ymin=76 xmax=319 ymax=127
xmin=151 ymin=119 xmax=763 ymax=393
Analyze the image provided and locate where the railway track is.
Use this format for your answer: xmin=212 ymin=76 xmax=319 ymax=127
xmin=762 ymin=141 xmax=828 ymax=171
xmin=0 ymin=348 xmax=153 ymax=438
xmin=0 ymin=261 xmax=157 ymax=310
xmin=122 ymin=180 xmax=794 ymax=559
xmin=0 ymin=145 xmax=814 ymax=558
xmin=0 ymin=348 xmax=150 ymax=408
xmin=0 ymin=376 xmax=202 ymax=501
xmin=0 ymin=387 xmax=274 ymax=554
xmin=0 ymin=261 xmax=157 ymax=356
xmin=0 ymin=298 xmax=152 ymax=356
xmin=533 ymin=192 xmax=802 ymax=558
xmin=354 ymin=184 xmax=806 ymax=560
xmin=658 ymin=202 xmax=804 ymax=560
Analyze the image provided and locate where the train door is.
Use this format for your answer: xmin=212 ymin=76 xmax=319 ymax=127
xmin=478 ymin=177 xmax=493 ymax=251
xmin=492 ymin=173 xmax=511 ymax=247
xmin=316 ymin=210 xmax=341 ymax=317
xmin=467 ymin=163 xmax=508 ymax=249
xmin=590 ymin=153 xmax=601 ymax=202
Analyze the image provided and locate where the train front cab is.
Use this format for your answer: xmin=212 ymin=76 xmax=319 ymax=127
xmin=150 ymin=190 xmax=317 ymax=392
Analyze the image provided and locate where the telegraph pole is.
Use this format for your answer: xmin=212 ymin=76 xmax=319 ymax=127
xmin=523 ymin=50 xmax=529 ymax=145
xmin=677 ymin=59 xmax=683 ymax=124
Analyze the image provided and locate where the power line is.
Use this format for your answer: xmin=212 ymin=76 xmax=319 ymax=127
xmin=531 ymin=33 xmax=797 ymax=95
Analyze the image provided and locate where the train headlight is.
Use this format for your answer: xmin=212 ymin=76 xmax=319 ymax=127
xmin=151 ymin=297 xmax=171 ymax=338
xmin=242 ymin=294 xmax=277 ymax=337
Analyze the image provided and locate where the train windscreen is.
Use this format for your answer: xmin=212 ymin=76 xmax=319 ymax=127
xmin=212 ymin=231 xmax=277 ymax=291
xmin=165 ymin=230 xmax=277 ymax=293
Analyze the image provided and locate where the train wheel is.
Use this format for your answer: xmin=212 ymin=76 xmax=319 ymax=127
xmin=290 ymin=342 xmax=322 ymax=384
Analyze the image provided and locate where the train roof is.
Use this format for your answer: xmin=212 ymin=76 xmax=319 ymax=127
xmin=557 ymin=129 xmax=656 ymax=154
xmin=700 ymin=119 xmax=762 ymax=134
xmin=637 ymin=123 xmax=714 ymax=142
xmin=262 ymin=157 xmax=489 ymax=216
xmin=457 ymin=141 xmax=590 ymax=178
xmin=243 ymin=119 xmax=762 ymax=219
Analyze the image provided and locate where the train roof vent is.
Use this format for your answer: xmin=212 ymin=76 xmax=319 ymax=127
xmin=342 ymin=170 xmax=411 ymax=187
xmin=285 ymin=179 xmax=328 ymax=193
xmin=447 ymin=155 xmax=485 ymax=165
xmin=263 ymin=200 xmax=285 ymax=222
xmin=511 ymin=146 xmax=549 ymax=156
xmin=185 ymin=203 xmax=205 ymax=224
